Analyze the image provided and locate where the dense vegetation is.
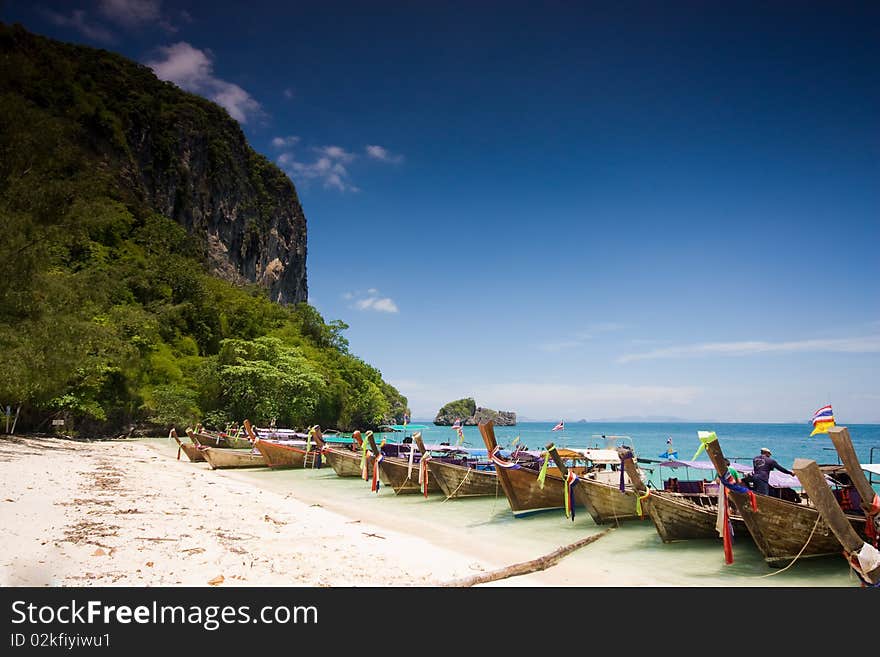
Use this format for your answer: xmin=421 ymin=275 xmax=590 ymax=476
xmin=0 ymin=23 xmax=407 ymax=434
xmin=434 ymin=398 xmax=477 ymax=424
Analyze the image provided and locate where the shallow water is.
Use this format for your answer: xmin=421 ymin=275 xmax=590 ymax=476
xmin=144 ymin=423 xmax=880 ymax=587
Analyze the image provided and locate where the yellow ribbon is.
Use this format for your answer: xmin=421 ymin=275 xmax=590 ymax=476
xmin=636 ymin=489 xmax=651 ymax=516
xmin=693 ymin=430 xmax=717 ymax=460
xmin=536 ymin=451 xmax=550 ymax=489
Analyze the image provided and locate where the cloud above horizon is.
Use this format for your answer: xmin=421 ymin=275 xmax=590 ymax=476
xmin=344 ymin=289 xmax=399 ymax=313
xmin=273 ymin=141 xmax=404 ymax=192
xmin=146 ymin=42 xmax=262 ymax=124
xmin=618 ymin=335 xmax=880 ymax=363
xmin=365 ymin=144 xmax=403 ymax=163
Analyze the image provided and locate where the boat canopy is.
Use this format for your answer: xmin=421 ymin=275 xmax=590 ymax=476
xmin=861 ymin=463 xmax=880 ymax=476
xmin=379 ymin=424 xmax=430 ymax=431
xmin=566 ymin=448 xmax=621 ymax=464
xmin=658 ymin=459 xmax=819 ymax=489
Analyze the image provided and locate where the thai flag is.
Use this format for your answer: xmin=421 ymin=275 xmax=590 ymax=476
xmin=811 ymin=405 xmax=834 ymax=426
xmin=552 ymin=421 xmax=564 ymax=431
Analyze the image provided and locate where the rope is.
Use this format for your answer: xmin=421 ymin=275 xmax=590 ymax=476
xmin=756 ymin=513 xmax=822 ymax=578
xmin=441 ymin=465 xmax=472 ymax=502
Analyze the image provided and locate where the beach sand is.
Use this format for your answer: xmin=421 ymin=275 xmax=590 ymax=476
xmin=0 ymin=436 xmax=522 ymax=587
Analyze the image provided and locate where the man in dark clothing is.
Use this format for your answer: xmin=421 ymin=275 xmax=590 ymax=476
xmin=752 ymin=447 xmax=793 ymax=496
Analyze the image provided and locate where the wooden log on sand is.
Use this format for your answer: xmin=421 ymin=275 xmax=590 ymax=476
xmin=441 ymin=528 xmax=613 ymax=587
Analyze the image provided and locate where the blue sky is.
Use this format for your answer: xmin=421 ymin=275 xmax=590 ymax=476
xmin=7 ymin=1 xmax=879 ymax=422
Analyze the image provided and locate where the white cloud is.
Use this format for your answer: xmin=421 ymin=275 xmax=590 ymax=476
xmin=98 ymin=0 xmax=161 ymax=27
xmin=43 ymin=9 xmax=116 ymax=43
xmin=619 ymin=335 xmax=880 ymax=363
xmin=365 ymin=144 xmax=404 ymax=163
xmin=271 ymin=136 xmax=300 ymax=149
xmin=346 ymin=289 xmax=399 ymax=313
xmin=356 ymin=297 xmax=399 ymax=313
xmin=276 ymin=145 xmax=359 ymax=192
xmin=146 ymin=42 xmax=262 ymax=124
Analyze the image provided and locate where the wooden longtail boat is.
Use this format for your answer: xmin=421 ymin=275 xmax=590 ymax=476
xmin=201 ymin=446 xmax=266 ymax=469
xmin=411 ymin=433 xmax=500 ymax=499
xmin=245 ymin=420 xmax=323 ymax=469
xmin=619 ymin=456 xmax=748 ymax=542
xmin=478 ymin=421 xmax=589 ymax=517
xmin=703 ymin=431 xmax=870 ymax=567
xmin=171 ymin=428 xmax=206 ymax=462
xmin=793 ymin=453 xmax=880 ymax=586
xmin=366 ymin=431 xmax=441 ymax=495
xmin=187 ymin=427 xmax=253 ymax=450
xmin=316 ymin=430 xmax=369 ymax=477
xmin=549 ymin=442 xmax=645 ymax=525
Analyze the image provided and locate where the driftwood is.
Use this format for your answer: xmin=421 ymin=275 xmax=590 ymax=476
xmin=441 ymin=528 xmax=612 ymax=587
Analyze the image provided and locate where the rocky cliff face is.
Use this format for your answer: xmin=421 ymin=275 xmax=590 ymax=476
xmin=0 ymin=24 xmax=307 ymax=305
xmin=127 ymin=106 xmax=307 ymax=305
xmin=434 ymin=397 xmax=517 ymax=426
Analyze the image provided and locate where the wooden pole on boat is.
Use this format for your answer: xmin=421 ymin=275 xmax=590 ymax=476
xmin=366 ymin=431 xmax=380 ymax=456
xmin=545 ymin=442 xmax=569 ymax=477
xmin=479 ymin=420 xmax=517 ymax=508
xmin=351 ymin=430 xmax=363 ymax=449
xmin=792 ymin=458 xmax=880 ymax=585
xmin=243 ymin=419 xmax=257 ymax=444
xmin=828 ymin=426 xmax=877 ymax=514
xmin=412 ymin=431 xmax=428 ymax=455
xmin=617 ymin=446 xmax=647 ymax=494
xmin=185 ymin=428 xmax=201 ymax=446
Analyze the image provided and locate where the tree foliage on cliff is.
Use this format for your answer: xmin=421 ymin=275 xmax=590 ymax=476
xmin=0 ymin=24 xmax=407 ymax=433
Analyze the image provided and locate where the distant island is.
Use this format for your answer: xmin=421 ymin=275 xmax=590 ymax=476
xmin=434 ymin=397 xmax=516 ymax=426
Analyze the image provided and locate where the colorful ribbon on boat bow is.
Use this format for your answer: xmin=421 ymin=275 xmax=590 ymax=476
xmin=536 ymin=451 xmax=550 ymax=489
xmin=865 ymin=494 xmax=880 ymax=548
xmin=372 ymin=454 xmax=384 ymax=493
xmin=418 ymin=454 xmax=431 ymax=498
xmin=563 ymin=470 xmax=579 ymax=521
xmin=693 ymin=430 xmax=716 ymax=460
xmin=490 ymin=446 xmax=521 ymax=469
xmin=636 ymin=489 xmax=651 ymax=517
xmin=718 ymin=470 xmax=758 ymax=511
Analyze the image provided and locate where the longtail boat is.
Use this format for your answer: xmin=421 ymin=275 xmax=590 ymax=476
xmin=366 ymin=431 xmax=441 ymax=495
xmin=317 ymin=430 xmax=369 ymax=477
xmin=201 ymin=446 xmax=266 ymax=469
xmin=701 ymin=430 xmax=871 ymax=567
xmin=188 ymin=427 xmax=252 ymax=450
xmin=247 ymin=421 xmax=322 ymax=470
xmin=171 ymin=428 xmax=206 ymax=462
xmin=793 ymin=454 xmax=880 ymax=586
xmin=478 ymin=421 xmax=590 ymax=517
xmin=547 ymin=441 xmax=647 ymax=525
xmin=410 ymin=433 xmax=500 ymax=499
xmin=621 ymin=457 xmax=748 ymax=542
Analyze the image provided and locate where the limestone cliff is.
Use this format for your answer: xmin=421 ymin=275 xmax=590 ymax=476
xmin=0 ymin=23 xmax=307 ymax=304
xmin=434 ymin=398 xmax=517 ymax=426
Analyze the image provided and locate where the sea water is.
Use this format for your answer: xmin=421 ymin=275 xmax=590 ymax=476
xmin=146 ymin=422 xmax=880 ymax=587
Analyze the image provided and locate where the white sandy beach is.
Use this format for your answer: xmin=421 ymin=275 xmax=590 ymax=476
xmin=0 ymin=436 xmax=590 ymax=587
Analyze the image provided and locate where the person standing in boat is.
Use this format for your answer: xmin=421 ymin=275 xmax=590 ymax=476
xmin=751 ymin=447 xmax=793 ymax=496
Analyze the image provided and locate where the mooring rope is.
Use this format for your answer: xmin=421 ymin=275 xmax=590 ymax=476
xmin=756 ymin=513 xmax=821 ymax=578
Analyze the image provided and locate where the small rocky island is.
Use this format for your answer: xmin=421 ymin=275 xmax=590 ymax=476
xmin=433 ymin=397 xmax=517 ymax=426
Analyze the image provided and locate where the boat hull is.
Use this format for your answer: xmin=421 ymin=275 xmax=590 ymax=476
xmin=202 ymin=448 xmax=266 ymax=470
xmin=734 ymin=493 xmax=867 ymax=567
xmin=427 ymin=460 xmax=500 ymax=498
xmin=573 ymin=477 xmax=643 ymax=524
xmin=643 ymin=491 xmax=749 ymax=542
xmin=323 ymin=447 xmax=368 ymax=477
xmin=253 ymin=439 xmax=321 ymax=469
xmin=377 ymin=457 xmax=441 ymax=495
xmin=177 ymin=443 xmax=206 ymax=462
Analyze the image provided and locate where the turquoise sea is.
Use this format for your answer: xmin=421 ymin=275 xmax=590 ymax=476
xmin=147 ymin=421 xmax=880 ymax=587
